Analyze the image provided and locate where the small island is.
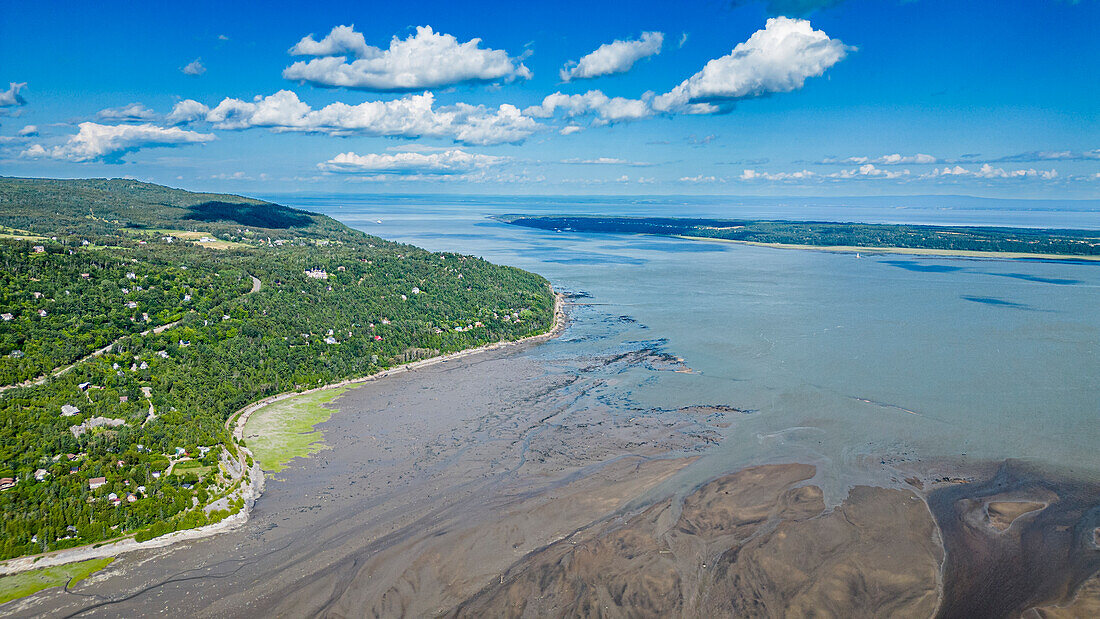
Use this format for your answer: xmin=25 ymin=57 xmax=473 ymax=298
xmin=495 ymin=215 xmax=1100 ymax=260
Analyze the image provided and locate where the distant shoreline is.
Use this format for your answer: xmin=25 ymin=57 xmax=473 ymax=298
xmin=495 ymin=215 xmax=1100 ymax=261
xmin=676 ymin=235 xmax=1100 ymax=261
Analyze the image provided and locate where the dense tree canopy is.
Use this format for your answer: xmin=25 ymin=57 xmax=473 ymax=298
xmin=0 ymin=178 xmax=554 ymax=559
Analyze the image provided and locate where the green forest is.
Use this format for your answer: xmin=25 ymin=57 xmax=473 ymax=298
xmin=496 ymin=215 xmax=1100 ymax=257
xmin=0 ymin=177 xmax=554 ymax=560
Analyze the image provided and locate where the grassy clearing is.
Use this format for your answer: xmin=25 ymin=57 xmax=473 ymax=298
xmin=243 ymin=387 xmax=348 ymax=473
xmin=119 ymin=228 xmax=247 ymax=250
xmin=171 ymin=460 xmax=213 ymax=477
xmin=0 ymin=226 xmax=48 ymax=242
xmin=0 ymin=557 xmax=114 ymax=605
xmin=194 ymin=239 xmax=249 ymax=250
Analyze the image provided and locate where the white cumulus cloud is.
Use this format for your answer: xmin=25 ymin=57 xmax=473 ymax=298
xmin=22 ymin=123 xmax=215 ymax=163
xmin=930 ymin=164 xmax=1058 ymax=180
xmin=0 ymin=82 xmax=28 ymax=107
xmin=195 ymin=90 xmax=537 ymax=145
xmin=18 ymin=125 xmax=38 ymax=136
xmin=560 ymin=31 xmax=664 ymax=82
xmin=740 ymin=168 xmax=818 ymax=181
xmin=653 ymin=17 xmax=850 ymax=113
xmin=283 ymin=25 xmax=532 ymax=91
xmin=525 ymin=91 xmax=651 ymax=125
xmin=825 ymin=163 xmax=910 ymax=179
xmin=318 ymin=148 xmax=505 ymax=175
xmin=97 ymin=103 xmax=157 ymax=122
xmin=528 ymin=18 xmax=847 ymax=131
xmin=167 ymin=99 xmax=211 ymax=124
xmin=182 ymin=59 xmax=207 ymax=76
xmin=289 ymin=25 xmax=370 ymax=57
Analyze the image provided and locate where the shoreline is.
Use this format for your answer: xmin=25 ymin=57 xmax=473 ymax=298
xmin=228 ymin=287 xmax=566 ymax=442
xmin=0 ymin=288 xmax=566 ymax=577
xmin=676 ymin=235 xmax=1100 ymax=261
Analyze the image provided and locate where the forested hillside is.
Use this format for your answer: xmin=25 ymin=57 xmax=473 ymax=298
xmin=0 ymin=178 xmax=554 ymax=560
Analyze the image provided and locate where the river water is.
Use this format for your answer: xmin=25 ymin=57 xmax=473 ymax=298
xmin=11 ymin=193 xmax=1100 ymax=616
xmin=276 ymin=193 xmax=1100 ymax=502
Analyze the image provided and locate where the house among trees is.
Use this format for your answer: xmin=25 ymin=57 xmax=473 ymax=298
xmin=304 ymin=268 xmax=329 ymax=280
xmin=88 ymin=477 xmax=107 ymax=490
xmin=0 ymin=478 xmax=15 ymax=491
xmin=32 ymin=245 xmax=45 ymax=253
xmin=61 ymin=404 xmax=80 ymax=416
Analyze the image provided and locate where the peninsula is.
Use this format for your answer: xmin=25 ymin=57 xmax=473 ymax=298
xmin=495 ymin=215 xmax=1100 ymax=260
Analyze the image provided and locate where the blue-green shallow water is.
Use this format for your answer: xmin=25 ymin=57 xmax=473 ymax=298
xmin=271 ymin=194 xmax=1100 ymax=502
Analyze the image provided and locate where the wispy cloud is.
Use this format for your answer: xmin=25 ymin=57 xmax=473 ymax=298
xmin=729 ymin=0 xmax=848 ymax=17
xmin=560 ymin=32 xmax=664 ymax=82
xmin=983 ymin=149 xmax=1099 ymax=163
xmin=318 ymin=148 xmax=506 ymax=175
xmin=97 ymin=103 xmax=157 ymax=122
xmin=739 ymin=163 xmax=1068 ymax=183
xmin=559 ymin=157 xmax=653 ymax=166
xmin=819 ymin=153 xmax=938 ymax=165
xmin=818 ymin=149 xmax=1099 ymax=165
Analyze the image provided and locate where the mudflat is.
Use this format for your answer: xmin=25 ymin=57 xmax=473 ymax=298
xmin=6 ymin=321 xmax=1100 ymax=617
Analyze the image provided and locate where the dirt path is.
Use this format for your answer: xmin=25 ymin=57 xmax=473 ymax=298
xmin=0 ymin=317 xmax=186 ymax=394
xmin=1 ymin=273 xmax=262 ymax=393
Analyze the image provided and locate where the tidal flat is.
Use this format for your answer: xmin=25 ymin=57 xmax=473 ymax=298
xmin=7 ymin=300 xmax=1100 ymax=617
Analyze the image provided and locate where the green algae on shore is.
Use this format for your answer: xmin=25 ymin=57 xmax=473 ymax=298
xmin=243 ymin=387 xmax=348 ymax=473
xmin=0 ymin=557 xmax=114 ymax=605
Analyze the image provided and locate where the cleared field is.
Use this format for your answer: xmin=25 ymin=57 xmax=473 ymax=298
xmin=171 ymin=459 xmax=213 ymax=477
xmin=0 ymin=557 xmax=113 ymax=604
xmin=0 ymin=226 xmax=47 ymax=241
xmin=242 ymin=387 xmax=348 ymax=473
xmin=120 ymin=228 xmax=248 ymax=250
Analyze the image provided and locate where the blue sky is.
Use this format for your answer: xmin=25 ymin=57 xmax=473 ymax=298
xmin=1 ymin=0 xmax=1097 ymax=198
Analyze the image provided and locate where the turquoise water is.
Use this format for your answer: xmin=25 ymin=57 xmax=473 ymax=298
xmin=272 ymin=194 xmax=1100 ymax=500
